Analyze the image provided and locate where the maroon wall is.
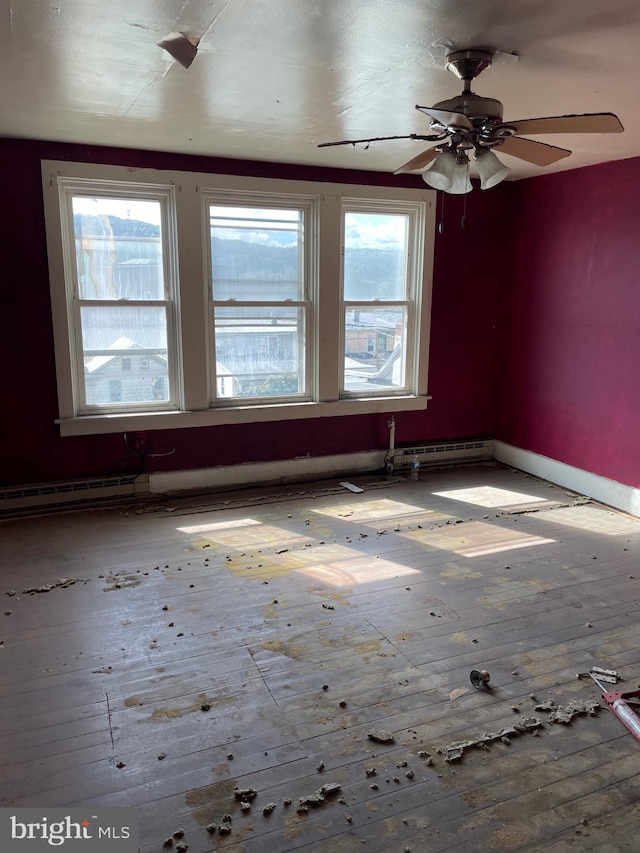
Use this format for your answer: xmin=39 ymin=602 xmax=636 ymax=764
xmin=0 ymin=138 xmax=505 ymax=487
xmin=497 ymin=156 xmax=640 ymax=488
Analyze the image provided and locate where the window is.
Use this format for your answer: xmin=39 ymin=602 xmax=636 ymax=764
xmin=42 ymin=162 xmax=435 ymax=436
xmin=342 ymin=204 xmax=422 ymax=398
xmin=207 ymin=202 xmax=311 ymax=402
xmin=49 ymin=180 xmax=176 ymax=416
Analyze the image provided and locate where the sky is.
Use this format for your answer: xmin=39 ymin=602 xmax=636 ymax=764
xmin=71 ymin=199 xmax=408 ymax=252
xmin=344 ymin=212 xmax=408 ymax=250
xmin=72 ymin=196 xmax=162 ymax=225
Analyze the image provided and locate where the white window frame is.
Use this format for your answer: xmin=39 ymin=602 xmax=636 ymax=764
xmin=42 ymin=161 xmax=435 ymax=436
xmin=340 ymin=199 xmax=426 ymax=400
xmin=48 ymin=174 xmax=180 ymax=417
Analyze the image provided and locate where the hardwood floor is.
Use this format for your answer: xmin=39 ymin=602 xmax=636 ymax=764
xmin=1 ymin=463 xmax=639 ymax=852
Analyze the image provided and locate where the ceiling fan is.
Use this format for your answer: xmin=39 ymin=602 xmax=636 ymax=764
xmin=318 ymin=48 xmax=624 ymax=193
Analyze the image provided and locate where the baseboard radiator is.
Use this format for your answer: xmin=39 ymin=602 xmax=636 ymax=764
xmin=1 ymin=439 xmax=494 ymax=516
xmin=0 ymin=474 xmax=149 ymax=515
xmin=391 ymin=439 xmax=494 ymax=470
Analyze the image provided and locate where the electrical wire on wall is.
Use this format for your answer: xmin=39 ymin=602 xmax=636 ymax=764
xmin=107 ymin=432 xmax=175 ymax=476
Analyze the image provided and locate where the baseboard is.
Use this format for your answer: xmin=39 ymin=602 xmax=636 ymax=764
xmin=493 ymin=440 xmax=640 ymax=519
xmin=148 ymin=439 xmax=496 ymax=496
xmin=13 ymin=439 xmax=633 ymax=517
xmin=148 ymin=450 xmax=387 ymax=495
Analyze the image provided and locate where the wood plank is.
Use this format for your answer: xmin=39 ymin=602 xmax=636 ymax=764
xmin=1 ymin=466 xmax=639 ymax=851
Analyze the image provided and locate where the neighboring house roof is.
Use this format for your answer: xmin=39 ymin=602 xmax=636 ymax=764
xmin=345 ymin=310 xmax=399 ymax=335
xmin=85 ymin=336 xmax=167 ymax=374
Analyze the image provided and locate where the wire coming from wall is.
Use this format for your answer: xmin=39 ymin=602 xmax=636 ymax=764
xmin=107 ymin=433 xmax=175 ymax=476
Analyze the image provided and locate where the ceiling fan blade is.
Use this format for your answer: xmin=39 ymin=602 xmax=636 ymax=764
xmin=318 ymin=133 xmax=436 ymax=148
xmin=508 ymin=113 xmax=624 ymax=136
xmin=393 ymin=147 xmax=439 ymax=175
xmin=498 ymin=136 xmax=572 ymax=166
xmin=415 ymin=106 xmax=473 ymax=132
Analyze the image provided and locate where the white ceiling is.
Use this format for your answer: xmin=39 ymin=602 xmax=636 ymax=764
xmin=1 ymin=0 xmax=640 ymax=182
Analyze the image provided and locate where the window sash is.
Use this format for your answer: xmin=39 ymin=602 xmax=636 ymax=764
xmin=342 ymin=302 xmax=412 ymax=398
xmin=210 ymin=301 xmax=310 ymax=403
xmin=73 ymin=300 xmax=176 ymax=413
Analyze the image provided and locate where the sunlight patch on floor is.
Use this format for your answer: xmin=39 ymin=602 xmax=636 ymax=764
xmin=403 ymin=521 xmax=555 ymax=558
xmin=432 ymin=485 xmax=551 ymax=508
xmin=296 ymin=558 xmax=420 ymax=587
xmin=177 ymin=518 xmax=262 ymax=534
xmin=183 ymin=519 xmax=312 ymax=549
xmin=312 ymin=497 xmax=448 ymax=523
xmin=530 ymin=504 xmax=640 ymax=535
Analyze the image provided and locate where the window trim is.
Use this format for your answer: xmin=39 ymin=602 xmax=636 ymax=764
xmin=42 ymin=160 xmax=435 ymax=437
xmin=339 ymin=198 xmax=426 ymax=400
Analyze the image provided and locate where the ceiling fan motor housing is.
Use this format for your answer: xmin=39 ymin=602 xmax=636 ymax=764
xmin=433 ymin=94 xmax=504 ymax=124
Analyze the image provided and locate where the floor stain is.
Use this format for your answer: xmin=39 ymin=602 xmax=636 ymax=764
xmin=424 ymin=597 xmax=460 ymax=619
xmin=440 ymin=563 xmax=483 ymax=581
xmin=150 ymin=692 xmax=235 ymax=720
xmin=383 ymin=816 xmax=399 ymax=836
xmin=228 ymin=554 xmax=306 ymax=580
xmin=353 ymin=639 xmax=383 ymax=654
xmin=480 ymin=577 xmax=558 ymax=610
xmin=261 ymin=639 xmax=306 ymax=659
xmin=517 ymin=644 xmax=570 ymax=681
xmin=488 ymin=824 xmax=529 ymax=849
xmin=315 ymin=588 xmax=354 ymax=608
xmin=283 ymin=817 xmax=307 ymax=842
xmin=185 ymin=778 xmax=238 ymax=825
xmin=449 ymin=631 xmax=473 ymax=644
xmin=263 ymin=602 xmax=280 ymax=620
xmin=103 ymin=574 xmax=143 ymax=591
xmin=459 ymin=787 xmax=496 ymax=808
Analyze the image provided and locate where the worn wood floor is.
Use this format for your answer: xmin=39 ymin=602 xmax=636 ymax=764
xmin=1 ymin=463 xmax=640 ymax=852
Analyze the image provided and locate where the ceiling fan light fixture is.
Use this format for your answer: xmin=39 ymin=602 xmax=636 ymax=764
xmin=421 ymin=150 xmax=458 ymax=190
xmin=475 ymin=149 xmax=511 ymax=189
xmin=447 ymin=162 xmax=473 ymax=195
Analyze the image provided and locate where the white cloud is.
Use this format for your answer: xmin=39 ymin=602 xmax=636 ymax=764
xmin=345 ymin=213 xmax=407 ymax=250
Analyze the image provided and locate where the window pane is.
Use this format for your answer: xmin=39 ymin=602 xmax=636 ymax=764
xmin=72 ymin=197 xmax=164 ymax=300
xmin=214 ymin=306 xmax=305 ymax=399
xmin=344 ymin=212 xmax=408 ymax=300
xmin=81 ymin=305 xmax=168 ymax=406
xmin=210 ymin=205 xmax=302 ymax=301
xmin=344 ymin=307 xmax=406 ymax=393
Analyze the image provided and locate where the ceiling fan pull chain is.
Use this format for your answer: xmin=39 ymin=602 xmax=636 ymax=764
xmin=461 ymin=164 xmax=469 ymax=228
xmin=438 ymin=191 xmax=446 ymax=234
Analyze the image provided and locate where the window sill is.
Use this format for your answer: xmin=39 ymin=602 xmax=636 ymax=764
xmin=57 ymin=396 xmax=430 ymax=436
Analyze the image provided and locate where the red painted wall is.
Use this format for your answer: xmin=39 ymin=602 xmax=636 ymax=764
xmin=0 ymin=138 xmax=505 ymax=487
xmin=497 ymin=156 xmax=640 ymax=488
